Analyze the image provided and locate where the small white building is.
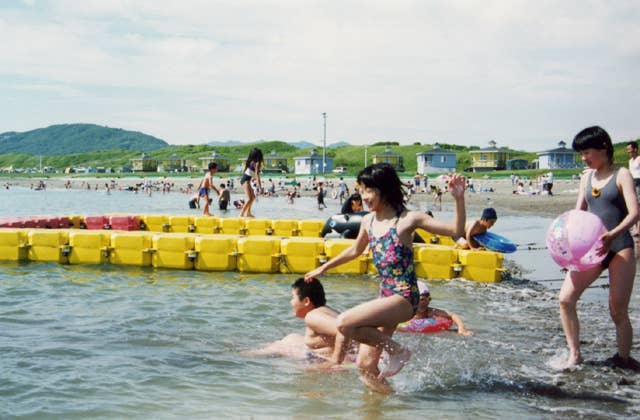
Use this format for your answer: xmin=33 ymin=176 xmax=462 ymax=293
xmin=294 ymin=149 xmax=334 ymax=175
xmin=537 ymin=141 xmax=579 ymax=169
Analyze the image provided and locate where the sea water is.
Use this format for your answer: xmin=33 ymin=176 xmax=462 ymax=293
xmin=1 ymin=186 xmax=639 ymax=418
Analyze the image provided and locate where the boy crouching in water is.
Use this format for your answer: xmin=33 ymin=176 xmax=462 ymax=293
xmin=245 ymin=278 xmax=342 ymax=361
xmin=454 ymin=207 xmax=498 ymax=250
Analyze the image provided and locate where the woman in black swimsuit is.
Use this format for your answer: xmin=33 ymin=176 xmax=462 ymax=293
xmin=559 ymin=126 xmax=639 ymax=370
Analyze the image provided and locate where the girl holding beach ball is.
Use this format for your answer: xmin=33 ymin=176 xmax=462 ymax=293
xmin=558 ymin=126 xmax=639 ymax=370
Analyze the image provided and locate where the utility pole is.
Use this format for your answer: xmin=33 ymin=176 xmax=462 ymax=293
xmin=364 ymin=145 xmax=368 ymax=167
xmin=322 ymin=112 xmax=327 ymax=175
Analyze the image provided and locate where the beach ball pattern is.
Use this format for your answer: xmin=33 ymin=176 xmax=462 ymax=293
xmin=546 ymin=210 xmax=607 ymax=272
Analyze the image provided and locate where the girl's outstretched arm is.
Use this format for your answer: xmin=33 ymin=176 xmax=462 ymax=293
xmin=447 ymin=311 xmax=473 ymax=336
xmin=432 ymin=307 xmax=473 ymax=336
xmin=448 ymin=173 xmax=467 ymax=238
xmin=304 ymin=214 xmax=371 ymax=281
xmin=410 ymin=173 xmax=466 ymax=237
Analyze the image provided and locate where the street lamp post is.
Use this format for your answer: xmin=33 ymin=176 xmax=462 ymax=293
xmin=364 ymin=145 xmax=367 ymax=168
xmin=322 ymin=112 xmax=327 ymax=175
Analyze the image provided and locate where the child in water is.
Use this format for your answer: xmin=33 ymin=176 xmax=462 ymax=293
xmin=316 ymin=182 xmax=327 ymax=210
xmin=340 ymin=193 xmax=364 ymax=215
xmin=409 ymin=283 xmax=473 ymax=336
xmin=196 ymin=162 xmax=219 ymax=216
xmin=559 ymin=126 xmax=639 ymax=370
xmin=239 ymin=148 xmax=263 ymax=218
xmin=455 ymin=207 xmax=498 ymax=250
xmin=218 ymin=183 xmax=230 ymax=211
xmin=245 ymin=278 xmax=342 ymax=361
xmin=305 ymin=163 xmax=466 ymax=392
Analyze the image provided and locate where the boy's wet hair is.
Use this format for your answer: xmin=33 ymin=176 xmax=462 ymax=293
xmin=572 ymin=126 xmax=613 ymax=164
xmin=208 ymin=162 xmax=218 ymax=171
xmin=481 ymin=207 xmax=497 ymax=220
xmin=357 ymin=163 xmax=406 ymax=214
xmin=292 ymin=277 xmax=326 ymax=307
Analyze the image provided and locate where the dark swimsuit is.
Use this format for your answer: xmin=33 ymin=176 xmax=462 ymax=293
xmin=586 ymin=170 xmax=634 ymax=268
xmin=368 ymin=215 xmax=420 ymax=313
xmin=240 ymin=162 xmax=256 ymax=185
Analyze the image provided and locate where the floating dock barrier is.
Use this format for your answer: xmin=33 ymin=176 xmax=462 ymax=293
xmin=0 ymin=215 xmax=506 ymax=282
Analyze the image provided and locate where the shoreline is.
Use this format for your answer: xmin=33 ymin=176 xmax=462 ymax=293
xmin=0 ymin=176 xmax=579 ymax=218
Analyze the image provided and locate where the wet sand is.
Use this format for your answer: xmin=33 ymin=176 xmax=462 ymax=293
xmin=0 ymin=176 xmax=579 ymax=218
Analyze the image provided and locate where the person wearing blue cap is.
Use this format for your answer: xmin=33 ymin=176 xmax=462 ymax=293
xmin=454 ymin=207 xmax=498 ymax=250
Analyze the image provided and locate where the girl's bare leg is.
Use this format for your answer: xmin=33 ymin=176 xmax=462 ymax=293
xmin=240 ymin=182 xmax=254 ymax=217
xmin=558 ymin=266 xmax=601 ymax=367
xmin=333 ymin=296 xmax=413 ymax=364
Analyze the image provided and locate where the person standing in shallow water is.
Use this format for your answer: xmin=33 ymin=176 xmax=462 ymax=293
xmin=626 ymin=140 xmax=640 ymax=236
xmin=559 ymin=126 xmax=639 ymax=370
xmin=197 ymin=162 xmax=219 ymax=216
xmin=316 ymin=182 xmax=327 ymax=210
xmin=239 ymin=148 xmax=263 ymax=218
xmin=304 ymin=163 xmax=466 ymax=393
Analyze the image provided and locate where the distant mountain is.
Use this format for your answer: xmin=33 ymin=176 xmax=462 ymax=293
xmin=290 ymin=141 xmax=317 ymax=149
xmin=0 ymin=123 xmax=168 ymax=155
xmin=329 ymin=141 xmax=350 ymax=149
xmin=208 ymin=140 xmax=323 ymax=149
xmin=207 ymin=140 xmax=246 ymax=146
xmin=290 ymin=141 xmax=352 ymax=149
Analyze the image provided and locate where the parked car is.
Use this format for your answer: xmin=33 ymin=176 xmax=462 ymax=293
xmin=332 ymin=166 xmax=347 ymax=174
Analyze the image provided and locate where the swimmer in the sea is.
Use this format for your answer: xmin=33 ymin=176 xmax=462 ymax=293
xmin=244 ymin=277 xmax=347 ymax=361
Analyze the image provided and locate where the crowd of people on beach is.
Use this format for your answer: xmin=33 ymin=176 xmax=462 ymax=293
xmin=511 ymin=172 xmax=555 ymax=196
xmin=5 ymin=130 xmax=639 ymax=394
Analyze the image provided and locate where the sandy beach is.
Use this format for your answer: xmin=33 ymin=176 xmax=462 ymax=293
xmin=0 ymin=175 xmax=579 ymax=218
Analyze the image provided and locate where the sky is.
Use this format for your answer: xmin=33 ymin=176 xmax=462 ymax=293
xmin=1 ymin=0 xmax=639 ymax=151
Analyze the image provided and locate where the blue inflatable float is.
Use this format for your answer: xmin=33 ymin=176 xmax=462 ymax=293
xmin=473 ymin=231 xmax=517 ymax=253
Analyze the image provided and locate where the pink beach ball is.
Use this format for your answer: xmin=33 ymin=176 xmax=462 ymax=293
xmin=546 ymin=210 xmax=607 ymax=272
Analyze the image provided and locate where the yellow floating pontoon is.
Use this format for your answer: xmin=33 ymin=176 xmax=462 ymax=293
xmin=0 ymin=215 xmax=506 ymax=283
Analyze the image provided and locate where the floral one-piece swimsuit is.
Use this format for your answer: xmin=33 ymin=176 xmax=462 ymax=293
xmin=368 ymin=215 xmax=420 ymax=313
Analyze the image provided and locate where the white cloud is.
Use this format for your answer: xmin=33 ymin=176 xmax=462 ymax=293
xmin=0 ymin=0 xmax=639 ymax=149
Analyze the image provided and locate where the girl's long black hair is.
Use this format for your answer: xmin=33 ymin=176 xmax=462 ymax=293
xmin=357 ymin=163 xmax=407 ymax=214
xmin=244 ymin=148 xmax=264 ymax=170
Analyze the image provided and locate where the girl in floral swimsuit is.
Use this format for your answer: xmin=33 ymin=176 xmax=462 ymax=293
xmin=305 ymin=163 xmax=467 ymax=392
xmin=368 ymin=213 xmax=420 ymax=311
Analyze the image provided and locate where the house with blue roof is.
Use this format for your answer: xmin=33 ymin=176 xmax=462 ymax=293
xmin=537 ymin=141 xmax=579 ymax=169
xmin=416 ymin=143 xmax=457 ymax=174
xmin=294 ymin=149 xmax=333 ymax=175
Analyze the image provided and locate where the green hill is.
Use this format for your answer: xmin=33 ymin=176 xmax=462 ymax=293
xmin=0 ymin=128 xmax=637 ymax=179
xmin=0 ymin=123 xmax=168 ymax=155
